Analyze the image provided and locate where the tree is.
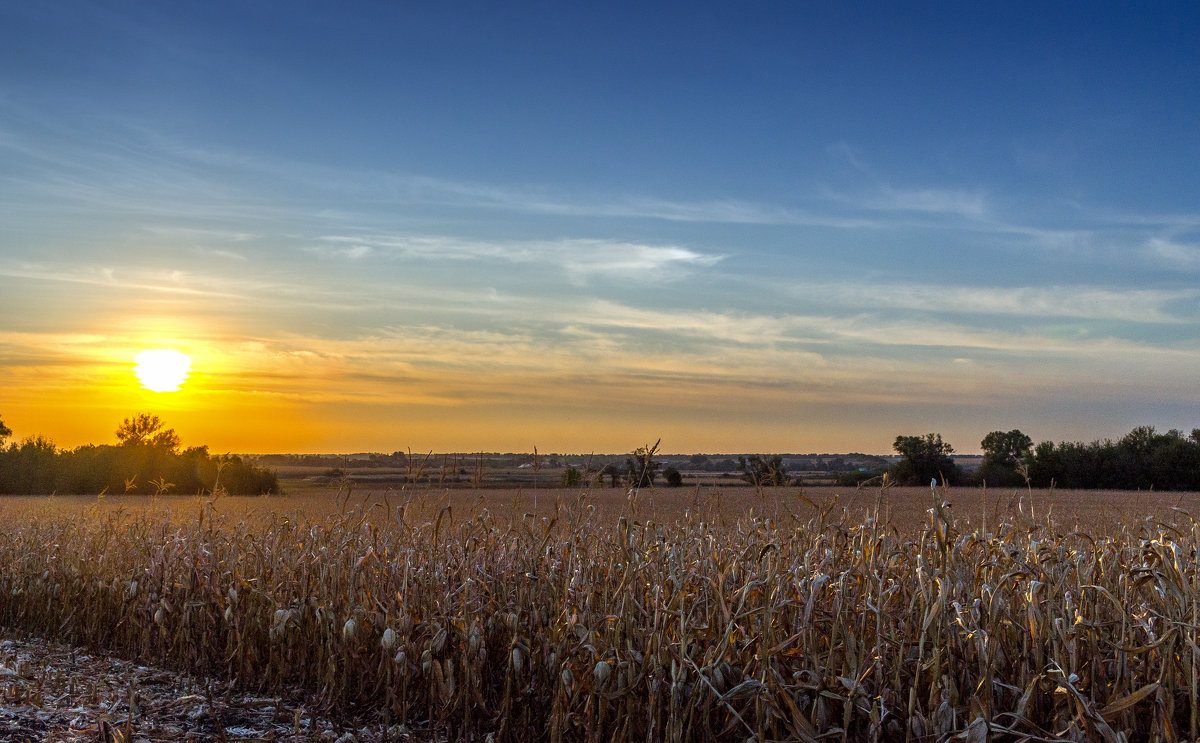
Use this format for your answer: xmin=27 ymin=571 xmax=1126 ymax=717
xmin=562 ymin=466 xmax=582 ymax=487
xmin=0 ymin=415 xmax=11 ymax=447
xmin=736 ymin=454 xmax=790 ymax=486
xmin=625 ymin=440 xmax=661 ymax=488
xmin=1026 ymin=440 xmax=1062 ymax=488
xmin=979 ymin=429 xmax=1034 ymax=486
xmin=663 ymin=466 xmax=683 ymax=487
xmin=892 ymin=433 xmax=959 ymax=486
xmin=1121 ymin=426 xmax=1159 ymax=457
xmin=115 ymin=414 xmax=181 ymax=452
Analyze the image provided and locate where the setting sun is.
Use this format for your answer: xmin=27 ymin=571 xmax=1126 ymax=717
xmin=133 ymin=349 xmax=192 ymax=392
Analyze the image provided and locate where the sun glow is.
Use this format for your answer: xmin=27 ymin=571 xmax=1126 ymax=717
xmin=134 ymin=349 xmax=192 ymax=392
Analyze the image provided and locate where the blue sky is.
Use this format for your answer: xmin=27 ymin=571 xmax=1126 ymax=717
xmin=1 ymin=2 xmax=1198 ymax=453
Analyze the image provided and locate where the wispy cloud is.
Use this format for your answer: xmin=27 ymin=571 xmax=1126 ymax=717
xmin=0 ymin=110 xmax=881 ymax=230
xmin=0 ymin=262 xmax=229 ymax=298
xmin=1145 ymin=237 xmax=1200 ymax=271
xmin=314 ymin=234 xmax=724 ymax=282
xmin=787 ymin=281 xmax=1198 ymax=324
xmin=864 ymin=186 xmax=987 ymax=218
xmin=196 ymin=248 xmax=249 ymax=261
xmin=306 ymin=243 xmax=374 ymax=260
xmin=142 ymin=225 xmax=257 ymax=243
xmin=825 ymin=142 xmax=988 ymax=219
xmin=390 ymin=179 xmax=881 ymax=227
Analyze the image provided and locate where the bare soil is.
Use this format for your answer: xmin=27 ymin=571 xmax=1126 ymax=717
xmin=0 ymin=633 xmax=430 ymax=743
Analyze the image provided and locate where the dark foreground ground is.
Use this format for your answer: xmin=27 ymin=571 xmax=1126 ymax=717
xmin=0 ymin=632 xmax=432 ymax=743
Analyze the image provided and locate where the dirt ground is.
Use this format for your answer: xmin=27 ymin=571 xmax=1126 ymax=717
xmin=0 ymin=633 xmax=433 ymax=743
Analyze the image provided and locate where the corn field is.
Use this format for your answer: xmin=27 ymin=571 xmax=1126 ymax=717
xmin=1 ymin=486 xmax=1199 ymax=742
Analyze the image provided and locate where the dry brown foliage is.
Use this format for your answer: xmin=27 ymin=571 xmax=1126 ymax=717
xmin=1 ymin=484 xmax=1199 ymax=741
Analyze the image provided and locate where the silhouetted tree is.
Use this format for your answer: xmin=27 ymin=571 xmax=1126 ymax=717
xmin=115 ymin=413 xmax=181 ymax=452
xmin=2 ymin=436 xmax=57 ymax=494
xmin=892 ymin=433 xmax=960 ymax=485
xmin=0 ymin=415 xmax=11 ymax=446
xmin=979 ymin=429 xmax=1033 ymax=486
xmin=663 ymin=466 xmax=683 ymax=487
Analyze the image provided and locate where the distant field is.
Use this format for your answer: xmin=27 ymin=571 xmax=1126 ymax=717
xmin=6 ymin=482 xmax=1199 ymax=535
xmin=273 ymin=480 xmax=1200 ymax=535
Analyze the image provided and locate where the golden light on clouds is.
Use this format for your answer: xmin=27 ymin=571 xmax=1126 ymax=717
xmin=133 ymin=349 xmax=192 ymax=392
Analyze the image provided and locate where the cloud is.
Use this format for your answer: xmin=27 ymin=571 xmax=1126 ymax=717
xmin=142 ymin=225 xmax=257 ymax=243
xmin=0 ymin=111 xmax=867 ymax=230
xmin=561 ymin=241 xmax=723 ymax=279
xmin=198 ymin=248 xmax=248 ymax=261
xmin=306 ymin=243 xmax=374 ymax=260
xmin=825 ymin=142 xmax=988 ymax=219
xmin=1145 ymin=237 xmax=1200 ymax=271
xmin=315 ymin=234 xmax=724 ymax=281
xmin=535 ymin=294 xmax=1199 ymax=366
xmin=343 ymin=172 xmax=844 ymax=226
xmin=817 ymin=181 xmax=989 ymax=224
xmin=788 ymin=282 xmax=1198 ymax=324
xmin=868 ymin=186 xmax=987 ymax=218
xmin=0 ymin=262 xmax=229 ymax=298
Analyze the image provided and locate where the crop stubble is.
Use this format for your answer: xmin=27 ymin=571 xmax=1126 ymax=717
xmin=0 ymin=484 xmax=1199 ymax=741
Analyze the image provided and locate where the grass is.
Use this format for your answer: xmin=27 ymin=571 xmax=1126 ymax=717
xmin=1 ymin=484 xmax=1200 ymax=741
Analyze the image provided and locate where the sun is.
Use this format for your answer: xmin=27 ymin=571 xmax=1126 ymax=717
xmin=134 ymin=349 xmax=192 ymax=392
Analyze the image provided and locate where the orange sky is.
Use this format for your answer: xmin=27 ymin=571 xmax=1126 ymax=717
xmin=3 ymin=292 xmax=1194 ymax=455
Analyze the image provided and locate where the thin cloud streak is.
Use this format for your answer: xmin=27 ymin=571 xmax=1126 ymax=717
xmin=0 ymin=110 xmax=982 ymax=232
xmin=313 ymin=235 xmax=725 ymax=281
xmin=8 ymin=254 xmax=1197 ymax=361
xmin=564 ymin=298 xmax=1199 ymax=359
xmin=825 ymin=142 xmax=989 ymax=219
xmin=4 ymin=107 xmax=1196 ymax=285
xmin=1145 ymin=237 xmax=1200 ymax=271
xmin=786 ymin=281 xmax=1199 ymax=324
xmin=862 ymin=186 xmax=988 ymax=218
xmin=392 ymin=178 xmax=883 ymax=227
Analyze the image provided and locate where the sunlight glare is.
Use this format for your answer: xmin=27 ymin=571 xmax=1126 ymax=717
xmin=134 ymin=349 xmax=192 ymax=392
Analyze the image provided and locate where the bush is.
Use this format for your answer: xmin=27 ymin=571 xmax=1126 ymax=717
xmin=736 ymin=454 xmax=789 ymax=486
xmin=836 ymin=469 xmax=885 ymax=486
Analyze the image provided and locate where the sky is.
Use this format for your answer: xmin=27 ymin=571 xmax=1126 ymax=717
xmin=1 ymin=2 xmax=1198 ymax=455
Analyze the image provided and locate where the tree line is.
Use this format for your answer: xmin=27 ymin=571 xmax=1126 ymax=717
xmin=0 ymin=413 xmax=279 ymax=495
xmin=622 ymin=426 xmax=1200 ymax=491
xmin=887 ymin=426 xmax=1200 ymax=490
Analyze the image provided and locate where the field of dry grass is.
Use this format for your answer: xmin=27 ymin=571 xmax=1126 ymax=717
xmin=2 ymin=483 xmax=1200 ymax=741
xmin=273 ymin=481 xmax=1200 ymax=535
